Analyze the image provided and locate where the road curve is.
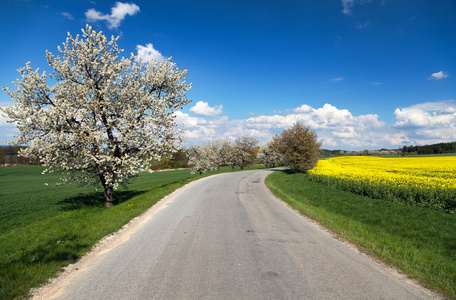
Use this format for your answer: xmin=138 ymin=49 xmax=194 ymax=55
xmin=34 ymin=169 xmax=434 ymax=299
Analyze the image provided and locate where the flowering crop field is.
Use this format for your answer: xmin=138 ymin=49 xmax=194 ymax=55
xmin=308 ymin=156 xmax=456 ymax=212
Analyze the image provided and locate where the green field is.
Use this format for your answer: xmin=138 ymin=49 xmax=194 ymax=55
xmin=0 ymin=166 xmax=214 ymax=299
xmin=265 ymin=170 xmax=456 ymax=299
xmin=3 ymin=165 xmax=455 ymax=299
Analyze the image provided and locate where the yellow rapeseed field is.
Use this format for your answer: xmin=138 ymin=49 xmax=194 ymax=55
xmin=307 ymin=156 xmax=456 ymax=211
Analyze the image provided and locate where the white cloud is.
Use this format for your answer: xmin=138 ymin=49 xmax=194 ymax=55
xmin=85 ymin=2 xmax=140 ymax=29
xmin=394 ymin=107 xmax=431 ymax=128
xmin=176 ymin=103 xmax=389 ymax=149
xmin=174 ymin=111 xmax=221 ymax=140
xmin=330 ymin=77 xmax=344 ymax=82
xmin=174 ymin=110 xmax=206 ymax=127
xmin=0 ymin=107 xmax=18 ymax=143
xmin=410 ymin=100 xmax=456 ymax=112
xmin=174 ymin=100 xmax=456 ymax=150
xmin=392 ymin=100 xmax=456 ymax=145
xmin=312 ymin=104 xmax=354 ymax=127
xmin=190 ymin=101 xmax=223 ymax=116
xmin=342 ymin=0 xmax=356 ymax=14
xmin=0 ymin=108 xmax=10 ymax=127
xmin=393 ymin=100 xmax=456 ymax=128
xmin=429 ymin=71 xmax=448 ymax=80
xmin=61 ymin=12 xmax=74 ymax=20
xmin=293 ymin=104 xmax=313 ymax=113
xmin=135 ymin=44 xmax=166 ymax=63
xmin=356 ymin=21 xmax=370 ymax=29
xmin=341 ymin=0 xmax=377 ymax=15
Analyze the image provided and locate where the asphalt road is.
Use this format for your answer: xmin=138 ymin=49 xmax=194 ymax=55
xmin=36 ymin=169 xmax=434 ymax=299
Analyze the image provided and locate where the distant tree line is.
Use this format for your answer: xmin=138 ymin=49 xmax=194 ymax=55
xmin=0 ymin=144 xmax=189 ymax=169
xmin=148 ymin=150 xmax=189 ymax=170
xmin=0 ymin=145 xmax=40 ymax=166
xmin=187 ymin=123 xmax=322 ymax=174
xmin=320 ymin=142 xmax=456 ymax=157
xmin=402 ymin=142 xmax=456 ymax=155
xmin=321 ymin=149 xmax=400 ymax=156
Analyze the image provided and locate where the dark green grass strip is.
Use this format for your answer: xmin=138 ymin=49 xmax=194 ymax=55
xmin=265 ymin=170 xmax=456 ymax=299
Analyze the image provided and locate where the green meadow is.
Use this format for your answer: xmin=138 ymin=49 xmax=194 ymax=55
xmin=2 ymin=165 xmax=455 ymax=299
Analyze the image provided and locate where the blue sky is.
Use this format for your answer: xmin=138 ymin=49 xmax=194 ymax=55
xmin=1 ymin=0 xmax=455 ymax=150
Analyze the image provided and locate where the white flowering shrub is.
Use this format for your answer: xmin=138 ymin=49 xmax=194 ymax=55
xmin=219 ymin=139 xmax=237 ymax=170
xmin=2 ymin=25 xmax=191 ymax=206
xmin=233 ymin=136 xmax=258 ymax=169
xmin=187 ymin=140 xmax=222 ymax=174
xmin=257 ymin=141 xmax=283 ymax=168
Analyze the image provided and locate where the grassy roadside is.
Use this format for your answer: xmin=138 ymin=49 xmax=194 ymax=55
xmin=265 ymin=170 xmax=456 ymax=299
xmin=0 ymin=165 xmax=263 ymax=299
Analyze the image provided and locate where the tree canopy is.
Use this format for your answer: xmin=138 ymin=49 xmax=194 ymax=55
xmin=2 ymin=25 xmax=191 ymax=206
xmin=273 ymin=123 xmax=321 ymax=172
xmin=257 ymin=141 xmax=282 ymax=168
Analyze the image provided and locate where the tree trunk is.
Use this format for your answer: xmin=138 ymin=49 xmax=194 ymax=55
xmin=104 ymin=186 xmax=115 ymax=207
xmin=99 ymin=171 xmax=115 ymax=207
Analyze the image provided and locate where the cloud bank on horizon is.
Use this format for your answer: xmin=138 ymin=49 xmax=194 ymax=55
xmin=173 ymin=99 xmax=456 ymax=150
xmin=3 ymin=99 xmax=455 ymax=149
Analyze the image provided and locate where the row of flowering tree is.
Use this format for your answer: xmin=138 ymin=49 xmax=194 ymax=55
xmin=187 ymin=123 xmax=321 ymax=174
xmin=187 ymin=137 xmax=259 ymax=174
xmin=257 ymin=141 xmax=282 ymax=168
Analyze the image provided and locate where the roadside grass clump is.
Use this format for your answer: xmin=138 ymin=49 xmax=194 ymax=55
xmin=265 ymin=170 xmax=456 ymax=299
xmin=0 ymin=165 xmax=264 ymax=299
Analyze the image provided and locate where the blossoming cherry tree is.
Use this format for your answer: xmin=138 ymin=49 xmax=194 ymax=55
xmin=2 ymin=25 xmax=192 ymax=207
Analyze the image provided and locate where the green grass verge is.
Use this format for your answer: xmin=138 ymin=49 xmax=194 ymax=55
xmin=265 ymin=170 xmax=456 ymax=299
xmin=0 ymin=165 xmax=264 ymax=299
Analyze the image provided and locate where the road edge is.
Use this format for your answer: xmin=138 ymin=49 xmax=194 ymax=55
xmin=30 ymin=175 xmax=219 ymax=300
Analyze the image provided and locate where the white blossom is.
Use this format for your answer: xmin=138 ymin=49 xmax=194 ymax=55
xmin=187 ymin=137 xmax=259 ymax=173
xmin=257 ymin=141 xmax=283 ymax=168
xmin=1 ymin=25 xmax=191 ymax=206
xmin=187 ymin=140 xmax=223 ymax=174
xmin=233 ymin=136 xmax=258 ymax=169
